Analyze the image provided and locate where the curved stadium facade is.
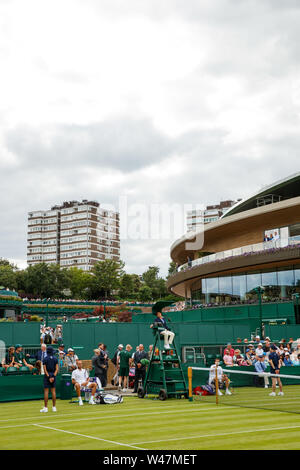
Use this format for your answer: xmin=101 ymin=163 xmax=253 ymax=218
xmin=167 ymin=173 xmax=300 ymax=314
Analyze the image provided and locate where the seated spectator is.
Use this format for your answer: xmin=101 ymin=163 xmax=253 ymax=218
xmin=283 ymin=353 xmax=293 ymax=366
xmin=223 ymin=343 xmax=235 ymax=358
xmin=292 ymin=353 xmax=300 ymax=366
xmin=57 ymin=344 xmax=67 ymax=356
xmin=254 ymin=354 xmax=269 ymax=388
xmin=291 ymin=345 xmax=300 ymax=362
xmin=2 ymin=346 xmax=20 ymax=371
xmin=14 ymin=345 xmax=34 ymax=371
xmin=234 ymin=349 xmax=249 ymax=366
xmin=65 ymin=348 xmax=78 ymax=372
xmin=35 ymin=344 xmax=48 ymax=374
xmin=244 ymin=349 xmax=253 ymax=365
xmin=71 ymin=360 xmax=97 ymax=406
xmin=255 ymin=343 xmax=265 ymax=357
xmin=223 ymin=352 xmax=234 ymax=366
xmin=58 ymin=351 xmax=66 ymax=369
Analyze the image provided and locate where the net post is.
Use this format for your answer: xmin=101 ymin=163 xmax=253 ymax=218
xmin=188 ymin=367 xmax=193 ymax=402
xmin=215 ymin=364 xmax=219 ymax=405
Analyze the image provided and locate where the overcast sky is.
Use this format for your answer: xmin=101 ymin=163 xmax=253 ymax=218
xmin=1 ymin=0 xmax=300 ymax=277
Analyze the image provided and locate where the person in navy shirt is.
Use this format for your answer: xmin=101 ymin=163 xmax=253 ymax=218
xmin=151 ymin=311 xmax=175 ymax=350
xmin=268 ymin=344 xmax=284 ymax=396
xmin=40 ymin=347 xmax=59 ymax=413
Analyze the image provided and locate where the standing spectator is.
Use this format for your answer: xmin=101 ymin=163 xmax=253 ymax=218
xmin=132 ymin=344 xmax=148 ymax=393
xmin=40 ymin=347 xmax=59 ymax=413
xmin=111 ymin=344 xmax=123 ymax=386
xmin=91 ymin=349 xmax=102 ymax=388
xmin=254 ymin=335 xmax=261 ymax=344
xmin=263 ymin=339 xmax=271 ymax=355
xmin=53 ymin=325 xmax=63 ymax=345
xmin=148 ymin=345 xmax=153 ymax=359
xmin=118 ymin=344 xmax=133 ymax=391
xmin=35 ymin=344 xmax=48 ymax=375
xmin=65 ymin=348 xmax=78 ymax=372
xmin=43 ymin=328 xmax=53 ymax=345
xmin=94 ymin=343 xmax=108 ymax=388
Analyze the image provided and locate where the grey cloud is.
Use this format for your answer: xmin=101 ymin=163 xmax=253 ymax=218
xmin=5 ymin=118 xmax=175 ymax=173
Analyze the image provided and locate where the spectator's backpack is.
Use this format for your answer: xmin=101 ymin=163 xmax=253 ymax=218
xmin=95 ymin=392 xmax=123 ymax=404
xmin=44 ymin=333 xmax=52 ymax=345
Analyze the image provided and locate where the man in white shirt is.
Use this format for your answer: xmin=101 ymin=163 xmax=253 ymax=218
xmin=209 ymin=359 xmax=231 ymax=395
xmin=71 ymin=360 xmax=97 ymax=405
xmin=255 ymin=343 xmax=265 ymax=357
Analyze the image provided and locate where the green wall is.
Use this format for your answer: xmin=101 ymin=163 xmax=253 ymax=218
xmin=132 ymin=302 xmax=296 ymax=332
xmin=0 ymin=322 xmax=40 ymax=346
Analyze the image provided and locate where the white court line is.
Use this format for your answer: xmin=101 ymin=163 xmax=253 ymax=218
xmin=33 ymin=424 xmax=146 ymax=450
xmin=2 ymin=397 xmax=300 ymax=430
xmin=0 ymin=405 xmax=244 ymax=430
xmin=0 ymin=404 xmax=178 ymax=423
xmin=129 ymin=424 xmax=300 ymax=445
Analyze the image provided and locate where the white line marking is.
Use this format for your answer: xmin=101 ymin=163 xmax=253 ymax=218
xmin=0 ymin=404 xmax=177 ymax=423
xmin=130 ymin=424 xmax=300 ymax=445
xmin=0 ymin=405 xmax=246 ymax=430
xmin=33 ymin=424 xmax=146 ymax=450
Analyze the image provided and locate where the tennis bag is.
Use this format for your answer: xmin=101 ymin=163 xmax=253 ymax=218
xmin=193 ymin=384 xmax=215 ymax=396
xmin=95 ymin=392 xmax=123 ymax=404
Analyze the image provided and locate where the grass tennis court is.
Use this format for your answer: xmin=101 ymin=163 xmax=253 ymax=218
xmin=1 ymin=388 xmax=300 ymax=450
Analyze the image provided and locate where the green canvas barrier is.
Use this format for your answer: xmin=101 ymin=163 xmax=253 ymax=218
xmin=0 ymin=323 xmax=40 ymax=346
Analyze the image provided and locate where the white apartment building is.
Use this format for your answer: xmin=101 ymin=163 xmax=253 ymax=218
xmin=187 ymin=200 xmax=240 ymax=232
xmin=27 ymin=200 xmax=120 ymax=271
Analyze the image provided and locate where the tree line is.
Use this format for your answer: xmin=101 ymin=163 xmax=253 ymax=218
xmin=0 ymin=258 xmax=180 ymax=302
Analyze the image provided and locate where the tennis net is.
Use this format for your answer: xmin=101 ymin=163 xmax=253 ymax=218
xmin=188 ymin=366 xmax=300 ymax=414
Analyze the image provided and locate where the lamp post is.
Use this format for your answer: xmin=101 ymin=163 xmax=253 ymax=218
xmin=45 ymin=298 xmax=49 ymax=327
xmin=292 ymin=293 xmax=300 ymax=323
xmin=254 ymin=286 xmax=264 ymax=338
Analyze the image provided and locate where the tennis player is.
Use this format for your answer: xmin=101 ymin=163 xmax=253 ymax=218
xmin=209 ymin=358 xmax=231 ymax=395
xmin=268 ymin=344 xmax=284 ymax=396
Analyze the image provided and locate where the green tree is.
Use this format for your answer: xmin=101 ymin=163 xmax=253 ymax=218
xmin=66 ymin=267 xmax=92 ymax=299
xmin=119 ymin=273 xmax=135 ymax=299
xmin=167 ymin=261 xmax=177 ymax=279
xmin=141 ymin=266 xmax=167 ymax=300
xmin=137 ymin=285 xmax=153 ymax=302
xmin=0 ymin=264 xmax=17 ymax=290
xmin=89 ymin=259 xmax=125 ymax=298
xmin=24 ymin=263 xmax=70 ymax=298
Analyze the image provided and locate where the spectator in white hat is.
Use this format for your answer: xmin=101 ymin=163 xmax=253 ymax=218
xmin=65 ymin=348 xmax=78 ymax=372
xmin=255 ymin=343 xmax=265 ymax=357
